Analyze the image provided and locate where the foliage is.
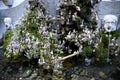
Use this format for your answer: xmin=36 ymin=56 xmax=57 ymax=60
xmin=24 ymin=8 xmax=40 ymax=36
xmin=99 ymin=32 xmax=108 ymax=48
xmin=57 ymin=49 xmax=64 ymax=56
xmin=77 ymin=0 xmax=92 ymax=23
xmin=3 ymin=2 xmax=44 ymax=62
xmin=111 ymin=31 xmax=120 ymax=39
xmin=3 ymin=30 xmax=13 ymax=50
xmin=3 ymin=0 xmax=120 ymax=64
xmin=81 ymin=46 xmax=93 ymax=57
xmin=95 ymin=42 xmax=108 ymax=61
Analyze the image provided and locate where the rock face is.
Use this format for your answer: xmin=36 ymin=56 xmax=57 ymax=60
xmin=0 ymin=0 xmax=28 ymax=39
xmin=2 ymin=0 xmax=14 ymax=7
xmin=42 ymin=0 xmax=59 ymax=17
xmin=97 ymin=1 xmax=120 ymax=45
xmin=0 ymin=0 xmax=25 ymax=9
xmin=98 ymin=1 xmax=120 ymax=28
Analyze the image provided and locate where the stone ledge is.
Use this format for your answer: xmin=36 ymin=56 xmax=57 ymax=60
xmin=0 ymin=0 xmax=25 ymax=10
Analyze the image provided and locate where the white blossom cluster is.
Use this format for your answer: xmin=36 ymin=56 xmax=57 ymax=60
xmin=5 ymin=29 xmax=41 ymax=59
xmin=107 ymin=36 xmax=119 ymax=56
xmin=6 ymin=34 xmax=20 ymax=56
xmin=65 ymin=29 xmax=76 ymax=41
xmin=64 ymin=26 xmax=102 ymax=54
xmin=4 ymin=0 xmax=49 ymax=60
xmin=79 ymin=28 xmax=99 ymax=47
xmin=38 ymin=21 xmax=59 ymax=64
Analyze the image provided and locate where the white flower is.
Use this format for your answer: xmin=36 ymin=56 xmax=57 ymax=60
xmin=92 ymin=34 xmax=95 ymax=38
xmin=95 ymin=43 xmax=98 ymax=48
xmin=32 ymin=35 xmax=35 ymax=40
xmin=50 ymin=51 xmax=54 ymax=55
xmin=28 ymin=44 xmax=31 ymax=49
xmin=73 ymin=51 xmax=79 ymax=55
xmin=68 ymin=49 xmax=72 ymax=53
xmin=109 ymin=43 xmax=114 ymax=46
xmin=115 ymin=53 xmax=118 ymax=56
xmin=93 ymin=49 xmax=95 ymax=52
xmin=106 ymin=34 xmax=108 ymax=37
xmin=78 ymin=34 xmax=81 ymax=38
xmin=35 ymin=38 xmax=39 ymax=44
xmin=25 ymin=37 xmax=30 ymax=43
xmin=26 ymin=32 xmax=30 ymax=36
xmin=88 ymin=40 xmax=93 ymax=45
xmin=112 ymin=38 xmax=115 ymax=41
xmin=79 ymin=46 xmax=83 ymax=52
xmin=115 ymin=43 xmax=118 ymax=46
xmin=76 ymin=6 xmax=81 ymax=11
xmin=109 ymin=34 xmax=112 ymax=37
xmin=65 ymin=34 xmax=72 ymax=40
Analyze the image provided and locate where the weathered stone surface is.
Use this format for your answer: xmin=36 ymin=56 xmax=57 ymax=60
xmin=99 ymin=71 xmax=106 ymax=78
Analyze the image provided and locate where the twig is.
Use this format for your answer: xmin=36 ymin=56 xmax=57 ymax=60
xmin=58 ymin=52 xmax=79 ymax=61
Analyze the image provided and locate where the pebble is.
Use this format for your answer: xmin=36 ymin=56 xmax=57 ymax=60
xmin=22 ymin=69 xmax=32 ymax=78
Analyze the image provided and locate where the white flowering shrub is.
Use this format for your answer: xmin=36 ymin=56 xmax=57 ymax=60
xmin=3 ymin=1 xmax=54 ymax=63
xmin=57 ymin=0 xmax=120 ymax=63
xmin=3 ymin=0 xmax=120 ymax=64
